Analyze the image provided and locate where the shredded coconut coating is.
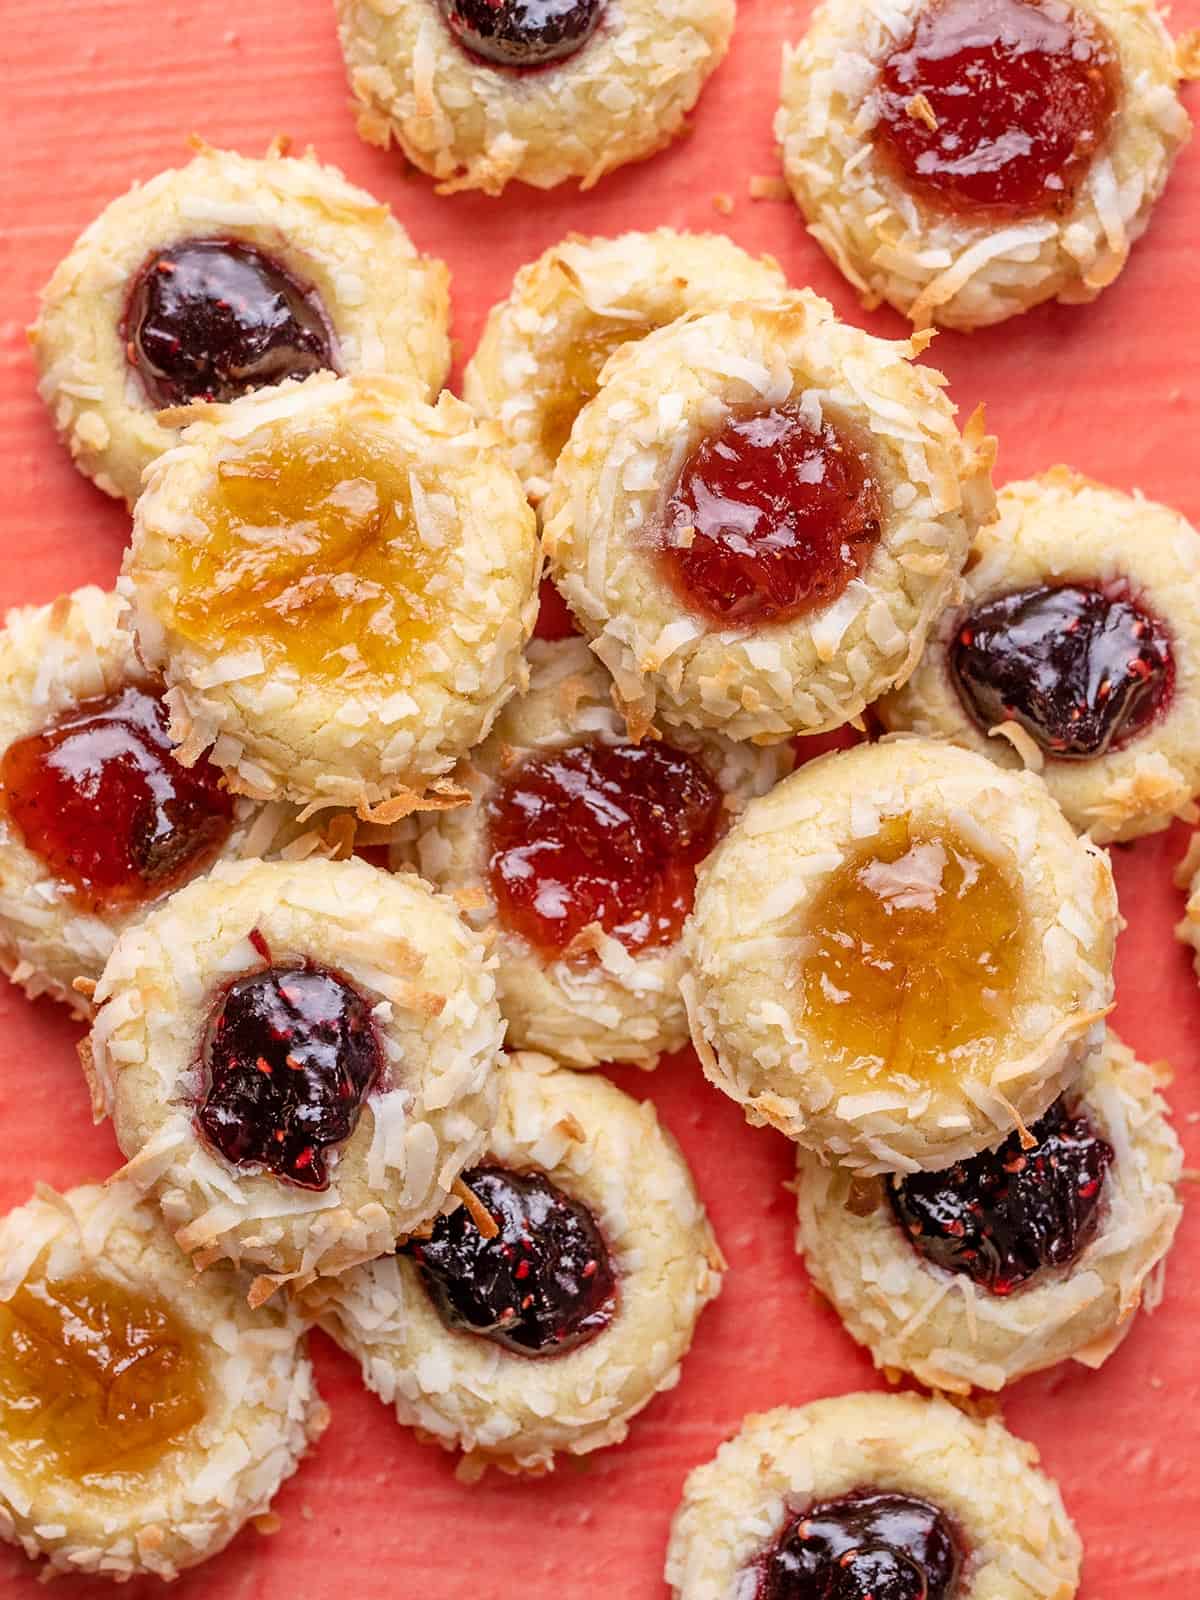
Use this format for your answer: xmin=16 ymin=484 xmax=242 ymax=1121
xmin=337 ymin=0 xmax=734 ymax=195
xmin=88 ymin=856 xmax=504 ymax=1292
xmin=879 ymin=468 xmax=1200 ymax=844
xmin=795 ymin=1031 xmax=1182 ymax=1394
xmin=665 ymin=1392 xmax=1082 ymax=1600
xmin=30 ymin=141 xmax=451 ymax=505
xmin=313 ymin=1051 xmax=723 ymax=1475
xmin=122 ymin=372 xmax=540 ymax=814
xmin=682 ymin=737 xmax=1118 ymax=1173
xmin=404 ymin=638 xmax=791 ymax=1069
xmin=776 ymin=0 xmax=1193 ymax=331
xmin=541 ymin=294 xmax=996 ymax=743
xmin=0 ymin=1181 xmax=326 ymax=1582
xmin=463 ymin=229 xmax=787 ymax=502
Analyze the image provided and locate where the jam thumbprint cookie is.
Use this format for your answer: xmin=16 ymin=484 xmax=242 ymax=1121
xmin=542 ymin=294 xmax=994 ymax=744
xmin=0 ymin=1181 xmax=325 ymax=1581
xmin=336 ymin=0 xmax=734 ymax=195
xmin=313 ymin=1052 xmax=722 ymax=1476
xmin=683 ymin=738 xmax=1117 ymax=1173
xmin=31 ymin=142 xmax=450 ymax=505
xmin=85 ymin=856 xmax=504 ymax=1295
xmin=407 ymin=638 xmax=791 ymax=1068
xmin=122 ymin=372 xmax=539 ymax=817
xmin=464 ymin=230 xmax=787 ymax=503
xmin=666 ymin=1392 xmax=1081 ymax=1600
xmin=795 ymin=1032 xmax=1182 ymax=1394
xmin=879 ymin=469 xmax=1200 ymax=843
xmin=777 ymin=0 xmax=1194 ymax=330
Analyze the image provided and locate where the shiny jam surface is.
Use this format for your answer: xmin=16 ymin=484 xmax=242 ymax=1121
xmin=873 ymin=0 xmax=1120 ymax=219
xmin=890 ymin=1095 xmax=1114 ymax=1294
xmin=0 ymin=682 xmax=233 ymax=912
xmin=951 ymin=582 xmax=1174 ymax=760
xmin=758 ymin=1489 xmax=963 ymax=1600
xmin=172 ymin=430 xmax=444 ymax=681
xmin=658 ymin=406 xmax=883 ymax=630
xmin=438 ymin=0 xmax=604 ymax=67
xmin=486 ymin=737 xmax=724 ymax=957
xmin=403 ymin=1165 xmax=617 ymax=1357
xmin=801 ymin=816 xmax=1025 ymax=1094
xmin=197 ymin=962 xmax=383 ymax=1190
xmin=540 ymin=317 xmax=653 ymax=462
xmin=123 ymin=237 xmax=337 ymax=409
xmin=0 ymin=1270 xmax=206 ymax=1486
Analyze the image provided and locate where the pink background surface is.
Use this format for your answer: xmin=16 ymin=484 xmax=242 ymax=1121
xmin=3 ymin=0 xmax=1200 ymax=1594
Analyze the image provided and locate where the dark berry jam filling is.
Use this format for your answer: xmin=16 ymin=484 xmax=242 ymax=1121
xmin=889 ymin=1096 xmax=1113 ymax=1295
xmin=122 ymin=237 xmax=338 ymax=408
xmin=0 ymin=681 xmax=233 ymax=912
xmin=438 ymin=0 xmax=604 ymax=66
xmin=402 ymin=1166 xmax=616 ymax=1356
xmin=873 ymin=0 xmax=1120 ymax=219
xmin=486 ymin=737 xmax=723 ymax=957
xmin=657 ymin=405 xmax=882 ymax=630
xmin=757 ymin=1489 xmax=963 ymax=1600
xmin=196 ymin=961 xmax=382 ymax=1190
xmin=950 ymin=582 xmax=1173 ymax=760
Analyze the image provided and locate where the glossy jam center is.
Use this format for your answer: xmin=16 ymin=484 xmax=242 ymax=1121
xmin=171 ymin=430 xmax=444 ymax=681
xmin=890 ymin=1095 xmax=1113 ymax=1294
xmin=0 ymin=681 xmax=233 ymax=912
xmin=801 ymin=816 xmax=1025 ymax=1093
xmin=874 ymin=0 xmax=1120 ymax=218
xmin=951 ymin=582 xmax=1174 ymax=760
xmin=759 ymin=1489 xmax=963 ymax=1600
xmin=486 ymin=737 xmax=724 ymax=957
xmin=123 ymin=237 xmax=337 ymax=409
xmin=197 ymin=962 xmax=383 ymax=1189
xmin=540 ymin=318 xmax=654 ymax=462
xmin=438 ymin=0 xmax=604 ymax=67
xmin=0 ymin=1270 xmax=206 ymax=1486
xmin=403 ymin=1165 xmax=617 ymax=1356
xmin=658 ymin=406 xmax=882 ymax=629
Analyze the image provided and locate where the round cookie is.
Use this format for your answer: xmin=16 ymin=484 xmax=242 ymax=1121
xmin=313 ymin=1051 xmax=723 ymax=1476
xmin=777 ymin=0 xmax=1194 ymax=330
xmin=682 ymin=737 xmax=1118 ymax=1173
xmin=337 ymin=0 xmax=735 ymax=195
xmin=407 ymin=638 xmax=791 ymax=1068
xmin=122 ymin=372 xmax=540 ymax=817
xmin=0 ymin=1180 xmax=325 ymax=1582
xmin=878 ymin=468 xmax=1200 ymax=844
xmin=795 ymin=1031 xmax=1182 ymax=1393
xmin=1173 ymin=828 xmax=1200 ymax=978
xmin=31 ymin=141 xmax=450 ymax=504
xmin=542 ymin=293 xmax=995 ymax=743
xmin=463 ymin=230 xmax=787 ymax=502
xmin=86 ymin=855 xmax=504 ymax=1295
xmin=666 ymin=1391 xmax=1082 ymax=1600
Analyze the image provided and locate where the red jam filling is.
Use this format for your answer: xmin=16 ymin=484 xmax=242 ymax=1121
xmin=0 ymin=681 xmax=233 ymax=912
xmin=437 ymin=0 xmax=604 ymax=67
xmin=657 ymin=405 xmax=882 ymax=630
xmin=873 ymin=0 xmax=1120 ymax=219
xmin=757 ymin=1489 xmax=963 ymax=1600
xmin=485 ymin=737 xmax=723 ymax=957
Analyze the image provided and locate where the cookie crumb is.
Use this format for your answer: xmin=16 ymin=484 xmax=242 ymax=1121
xmin=748 ymin=175 xmax=790 ymax=202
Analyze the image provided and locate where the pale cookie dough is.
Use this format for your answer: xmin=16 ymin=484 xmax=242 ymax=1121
xmin=542 ymin=293 xmax=995 ymax=743
xmin=683 ymin=737 xmax=1118 ymax=1173
xmin=777 ymin=0 xmax=1193 ymax=330
xmin=666 ymin=1392 xmax=1082 ymax=1600
xmin=122 ymin=372 xmax=539 ymax=817
xmin=463 ymin=230 xmax=787 ymax=502
xmin=878 ymin=469 xmax=1200 ymax=844
xmin=313 ymin=1052 xmax=723 ymax=1476
xmin=795 ymin=1031 xmax=1182 ymax=1393
xmin=86 ymin=856 xmax=504 ymax=1296
xmin=0 ymin=1181 xmax=325 ymax=1582
xmin=407 ymin=638 xmax=790 ymax=1068
xmin=31 ymin=142 xmax=451 ymax=504
xmin=337 ymin=0 xmax=735 ymax=195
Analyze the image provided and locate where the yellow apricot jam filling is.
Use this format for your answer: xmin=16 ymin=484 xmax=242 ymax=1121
xmin=540 ymin=319 xmax=654 ymax=462
xmin=800 ymin=815 xmax=1026 ymax=1094
xmin=0 ymin=1269 xmax=207 ymax=1487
